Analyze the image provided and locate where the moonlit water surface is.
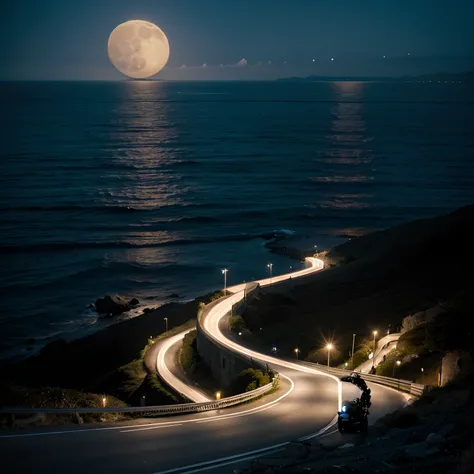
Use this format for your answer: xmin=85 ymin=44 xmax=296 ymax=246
xmin=1 ymin=80 xmax=473 ymax=359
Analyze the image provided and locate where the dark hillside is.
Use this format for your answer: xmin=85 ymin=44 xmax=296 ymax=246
xmin=242 ymin=205 xmax=474 ymax=363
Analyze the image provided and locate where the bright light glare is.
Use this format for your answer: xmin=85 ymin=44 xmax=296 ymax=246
xmin=326 ymin=343 xmax=333 ymax=350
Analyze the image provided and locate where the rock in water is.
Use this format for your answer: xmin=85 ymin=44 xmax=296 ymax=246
xmin=129 ymin=298 xmax=140 ymax=306
xmin=95 ymin=295 xmax=131 ymax=315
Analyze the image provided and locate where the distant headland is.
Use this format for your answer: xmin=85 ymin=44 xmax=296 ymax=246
xmin=277 ymin=70 xmax=474 ymax=83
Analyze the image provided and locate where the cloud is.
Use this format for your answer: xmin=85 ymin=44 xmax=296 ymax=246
xmin=236 ymin=58 xmax=248 ymax=67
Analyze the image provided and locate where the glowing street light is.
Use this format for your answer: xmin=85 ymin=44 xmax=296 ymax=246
xmin=392 ymin=360 xmax=401 ymax=377
xmin=267 ymin=263 xmax=273 ymax=281
xmin=102 ymin=397 xmax=106 ymax=408
xmin=372 ymin=330 xmax=378 ymax=369
xmin=215 ymin=391 xmax=221 ymax=400
xmin=294 ymin=347 xmax=299 ymax=360
xmin=326 ymin=343 xmax=333 ymax=367
xmin=222 ymin=268 xmax=228 ymax=294
xmin=164 ymin=317 xmax=168 ymax=332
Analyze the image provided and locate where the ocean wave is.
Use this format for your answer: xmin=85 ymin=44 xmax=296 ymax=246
xmin=0 ymin=204 xmax=145 ymax=214
xmin=0 ymin=233 xmax=263 ymax=254
xmin=173 ymin=215 xmax=219 ymax=224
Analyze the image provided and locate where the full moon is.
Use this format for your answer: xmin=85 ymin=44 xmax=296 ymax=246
xmin=108 ymin=20 xmax=170 ymax=79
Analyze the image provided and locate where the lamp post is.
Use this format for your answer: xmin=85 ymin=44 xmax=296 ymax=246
xmin=267 ymin=263 xmax=273 ymax=281
xmin=222 ymin=268 xmax=228 ymax=294
xmin=372 ymin=330 xmax=378 ymax=369
xmin=393 ymin=360 xmax=401 ymax=377
xmin=326 ymin=343 xmax=333 ymax=367
xmin=294 ymin=348 xmax=299 ymax=360
xmin=351 ymin=334 xmax=356 ymax=369
xmin=215 ymin=391 xmax=221 ymax=400
xmin=164 ymin=317 xmax=168 ymax=332
xmin=102 ymin=397 xmax=106 ymax=408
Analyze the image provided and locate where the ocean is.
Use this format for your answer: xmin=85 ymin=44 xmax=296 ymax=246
xmin=1 ymin=80 xmax=473 ymax=360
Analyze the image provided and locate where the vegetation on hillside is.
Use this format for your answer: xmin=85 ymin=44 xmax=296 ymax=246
xmin=230 ymin=368 xmax=272 ymax=394
xmin=180 ymin=330 xmax=199 ymax=370
xmin=375 ymin=292 xmax=473 ymax=384
xmin=96 ymin=320 xmax=196 ymax=405
xmin=178 ymin=329 xmax=220 ymax=395
xmin=229 ymin=315 xmax=247 ymax=333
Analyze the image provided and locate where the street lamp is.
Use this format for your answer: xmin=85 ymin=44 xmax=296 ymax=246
xmin=326 ymin=343 xmax=333 ymax=367
xmin=164 ymin=317 xmax=168 ymax=332
xmin=222 ymin=268 xmax=228 ymax=294
xmin=102 ymin=397 xmax=106 ymax=408
xmin=294 ymin=348 xmax=299 ymax=360
xmin=267 ymin=263 xmax=273 ymax=281
xmin=372 ymin=331 xmax=378 ymax=369
xmin=215 ymin=391 xmax=221 ymax=400
xmin=392 ymin=360 xmax=401 ymax=377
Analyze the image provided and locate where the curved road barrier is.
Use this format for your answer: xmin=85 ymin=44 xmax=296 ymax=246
xmin=298 ymin=361 xmax=425 ymax=397
xmin=0 ymin=379 xmax=276 ymax=415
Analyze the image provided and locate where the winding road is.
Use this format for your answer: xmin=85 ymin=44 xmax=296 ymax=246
xmin=0 ymin=258 xmax=409 ymax=474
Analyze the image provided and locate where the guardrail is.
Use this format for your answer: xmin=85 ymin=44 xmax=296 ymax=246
xmin=295 ymin=360 xmax=426 ymax=397
xmin=0 ymin=377 xmax=277 ymax=415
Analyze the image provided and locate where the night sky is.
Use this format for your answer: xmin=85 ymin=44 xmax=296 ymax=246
xmin=2 ymin=0 xmax=473 ymax=80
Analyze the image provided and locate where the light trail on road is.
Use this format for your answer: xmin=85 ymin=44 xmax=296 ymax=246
xmin=200 ymin=257 xmax=343 ymax=411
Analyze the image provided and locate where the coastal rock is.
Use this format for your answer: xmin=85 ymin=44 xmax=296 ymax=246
xmin=401 ymin=303 xmax=445 ymax=333
xmin=95 ymin=295 xmax=130 ymax=315
xmin=129 ymin=298 xmax=140 ymax=306
xmin=87 ymin=303 xmax=94 ymax=309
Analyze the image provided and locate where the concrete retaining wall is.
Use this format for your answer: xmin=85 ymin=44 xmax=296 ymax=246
xmin=196 ymin=283 xmax=262 ymax=388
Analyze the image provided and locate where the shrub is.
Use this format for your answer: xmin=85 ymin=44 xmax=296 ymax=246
xmin=229 ymin=315 xmax=247 ymax=333
xmin=208 ymin=291 xmax=225 ymax=302
xmin=230 ymin=368 xmax=271 ymax=394
xmin=180 ymin=330 xmax=198 ymax=371
xmin=375 ymin=348 xmax=405 ymax=376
